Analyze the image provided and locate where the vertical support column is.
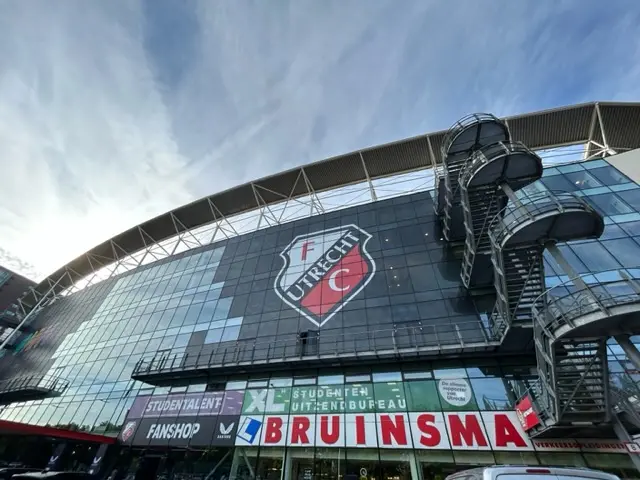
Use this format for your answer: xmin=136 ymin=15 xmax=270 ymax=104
xmin=615 ymin=335 xmax=640 ymax=372
xmin=613 ymin=415 xmax=640 ymax=473
xmin=500 ymin=183 xmax=523 ymax=208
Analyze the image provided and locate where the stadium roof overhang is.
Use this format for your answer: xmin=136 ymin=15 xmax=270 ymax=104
xmin=23 ymin=101 xmax=640 ymax=304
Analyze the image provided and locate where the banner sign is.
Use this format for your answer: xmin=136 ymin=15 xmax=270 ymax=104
xmin=234 ymin=411 xmax=533 ymax=450
xmin=119 ymin=386 xmax=631 ymax=453
xmin=240 ymin=381 xmax=477 ymax=415
xmin=127 ymin=390 xmax=243 ymax=418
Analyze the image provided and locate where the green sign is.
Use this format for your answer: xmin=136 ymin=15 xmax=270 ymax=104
xmin=372 ymin=382 xmax=406 ymax=412
xmin=242 ymin=387 xmax=291 ymax=414
xmin=405 ymin=380 xmax=441 ymax=411
xmin=240 ymin=378 xmax=478 ymax=414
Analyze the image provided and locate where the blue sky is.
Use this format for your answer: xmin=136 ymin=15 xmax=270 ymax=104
xmin=0 ymin=0 xmax=639 ymax=280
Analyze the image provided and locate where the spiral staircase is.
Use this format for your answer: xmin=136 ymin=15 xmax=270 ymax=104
xmin=437 ymin=113 xmax=640 ymax=445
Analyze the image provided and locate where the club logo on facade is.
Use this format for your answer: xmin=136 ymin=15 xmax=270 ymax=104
xmin=274 ymin=225 xmax=376 ymax=327
xmin=120 ymin=421 xmax=137 ymax=442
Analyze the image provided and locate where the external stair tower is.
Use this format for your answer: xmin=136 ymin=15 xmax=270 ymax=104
xmin=438 ymin=113 xmax=640 ymax=459
xmin=440 ymin=114 xmax=510 ymax=242
xmin=529 ymin=267 xmax=640 ymax=438
xmin=459 ymin=142 xmax=543 ymax=289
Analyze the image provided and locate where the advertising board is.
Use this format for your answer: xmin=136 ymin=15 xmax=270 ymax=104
xmin=119 ymin=384 xmax=631 ymax=454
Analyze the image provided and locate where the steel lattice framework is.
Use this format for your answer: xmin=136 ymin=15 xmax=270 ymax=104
xmin=9 ymin=101 xmax=640 ymax=326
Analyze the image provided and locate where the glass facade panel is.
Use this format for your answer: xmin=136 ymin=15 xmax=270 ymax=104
xmin=0 ymin=157 xmax=639 ymax=475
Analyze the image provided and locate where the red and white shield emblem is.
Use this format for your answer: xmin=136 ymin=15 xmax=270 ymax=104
xmin=120 ymin=420 xmax=137 ymax=443
xmin=274 ymin=224 xmax=376 ymax=327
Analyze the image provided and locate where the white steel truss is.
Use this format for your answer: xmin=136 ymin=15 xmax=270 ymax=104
xmin=1 ymin=138 xmax=631 ymax=338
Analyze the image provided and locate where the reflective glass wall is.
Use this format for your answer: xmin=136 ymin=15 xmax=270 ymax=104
xmin=0 ymin=156 xmax=638 ymax=438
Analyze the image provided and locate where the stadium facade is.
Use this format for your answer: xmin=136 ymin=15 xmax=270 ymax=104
xmin=0 ymin=102 xmax=640 ymax=479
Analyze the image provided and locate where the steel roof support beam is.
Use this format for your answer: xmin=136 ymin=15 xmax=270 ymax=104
xmin=170 ymin=213 xmax=203 ymax=249
xmin=273 ymin=170 xmax=319 ymax=224
xmin=138 ymin=227 xmax=172 ymax=257
xmin=207 ymin=199 xmax=238 ymax=238
xmin=254 ymin=180 xmax=317 ymax=219
xmin=584 ymin=106 xmax=599 ymax=159
xmin=359 ymin=152 xmax=377 ymax=202
xmin=300 ymin=167 xmax=325 ymax=216
xmin=137 ymin=226 xmax=173 ymax=266
xmin=0 ymin=272 xmax=70 ymax=351
xmin=426 ymin=136 xmax=438 ymax=166
xmin=595 ymin=103 xmax=617 ymax=156
xmin=251 ymin=183 xmax=279 ymax=230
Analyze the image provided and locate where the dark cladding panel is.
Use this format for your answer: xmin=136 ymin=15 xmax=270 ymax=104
xmin=124 ymin=190 xmax=494 ymax=378
xmin=132 ymin=416 xmax=217 ymax=447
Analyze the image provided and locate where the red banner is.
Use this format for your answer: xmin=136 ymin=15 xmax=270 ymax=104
xmin=515 ymin=395 xmax=540 ymax=432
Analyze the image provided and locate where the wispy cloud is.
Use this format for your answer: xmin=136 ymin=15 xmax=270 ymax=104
xmin=0 ymin=0 xmax=639 ymax=281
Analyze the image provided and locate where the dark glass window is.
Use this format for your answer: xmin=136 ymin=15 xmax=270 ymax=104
xmin=470 ymin=377 xmax=514 ymax=410
xmin=600 ymin=224 xmax=626 ymax=240
xmin=602 ymin=238 xmax=640 ymax=269
xmin=570 ymin=242 xmax=621 ymax=272
xmin=587 ymin=193 xmax=633 ymax=216
xmin=621 ymin=221 xmax=640 ymax=237
xmin=589 ymin=166 xmax=632 ymax=186
xmin=540 ymin=174 xmax=576 ymax=192
xmin=616 ymin=188 xmax=640 ymax=212
xmin=546 ymin=245 xmax=588 ymax=274
xmin=564 ymin=171 xmax=603 ymax=190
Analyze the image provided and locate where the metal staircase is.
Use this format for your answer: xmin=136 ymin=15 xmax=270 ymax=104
xmin=440 ymin=114 xmax=510 ymax=241
xmin=437 ymin=112 xmax=640 ymax=441
xmin=527 ymin=273 xmax=640 ymax=437
xmin=459 ymin=142 xmax=543 ymax=289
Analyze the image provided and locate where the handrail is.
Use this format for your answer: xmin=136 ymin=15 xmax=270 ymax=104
xmin=489 ymin=191 xmax=596 ymax=247
xmin=441 ymin=113 xmax=508 ymax=159
xmin=459 ymin=141 xmax=541 ymax=189
xmin=132 ymin=320 xmax=500 ymax=377
xmin=531 ymin=273 xmax=640 ymax=338
xmin=0 ymin=373 xmax=69 ymax=395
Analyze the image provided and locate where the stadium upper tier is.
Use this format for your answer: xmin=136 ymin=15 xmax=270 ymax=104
xmin=22 ymin=101 xmax=640 ymax=307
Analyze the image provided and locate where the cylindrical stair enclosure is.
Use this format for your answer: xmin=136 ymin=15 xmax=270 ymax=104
xmin=527 ymin=335 xmax=611 ymax=438
xmin=489 ymin=192 xmax=604 ymax=332
xmin=440 ymin=114 xmax=510 ymax=242
xmin=459 ymin=142 xmax=543 ymax=289
xmin=533 ymin=275 xmax=640 ymax=342
xmin=526 ymin=275 xmax=640 ymax=437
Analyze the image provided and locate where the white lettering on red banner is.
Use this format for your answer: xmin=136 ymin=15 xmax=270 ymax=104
xmin=234 ymin=411 xmax=629 ymax=453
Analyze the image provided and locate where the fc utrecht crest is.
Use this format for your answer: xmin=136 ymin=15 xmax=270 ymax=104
xmin=274 ymin=225 xmax=376 ymax=327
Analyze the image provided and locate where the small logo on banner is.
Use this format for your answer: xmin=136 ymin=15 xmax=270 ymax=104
xmin=120 ymin=421 xmax=137 ymax=442
xmin=515 ymin=395 xmax=540 ymax=431
xmin=274 ymin=225 xmax=375 ymax=327
xmin=220 ymin=422 xmax=235 ymax=435
xmin=237 ymin=417 xmax=262 ymax=444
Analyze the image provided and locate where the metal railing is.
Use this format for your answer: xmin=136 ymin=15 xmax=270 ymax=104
xmin=489 ymin=191 xmax=597 ymax=248
xmin=532 ymin=274 xmax=640 ymax=339
xmin=611 ymin=384 xmax=640 ymax=429
xmin=0 ymin=373 xmax=69 ymax=396
xmin=524 ymin=372 xmax=640 ymax=432
xmin=459 ymin=141 xmax=541 ymax=189
xmin=132 ymin=320 xmax=499 ymax=377
xmin=441 ymin=113 xmax=508 ymax=159
xmin=433 ymin=165 xmax=445 ymax=215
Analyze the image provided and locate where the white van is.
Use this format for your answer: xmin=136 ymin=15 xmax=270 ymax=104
xmin=445 ymin=466 xmax=620 ymax=480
